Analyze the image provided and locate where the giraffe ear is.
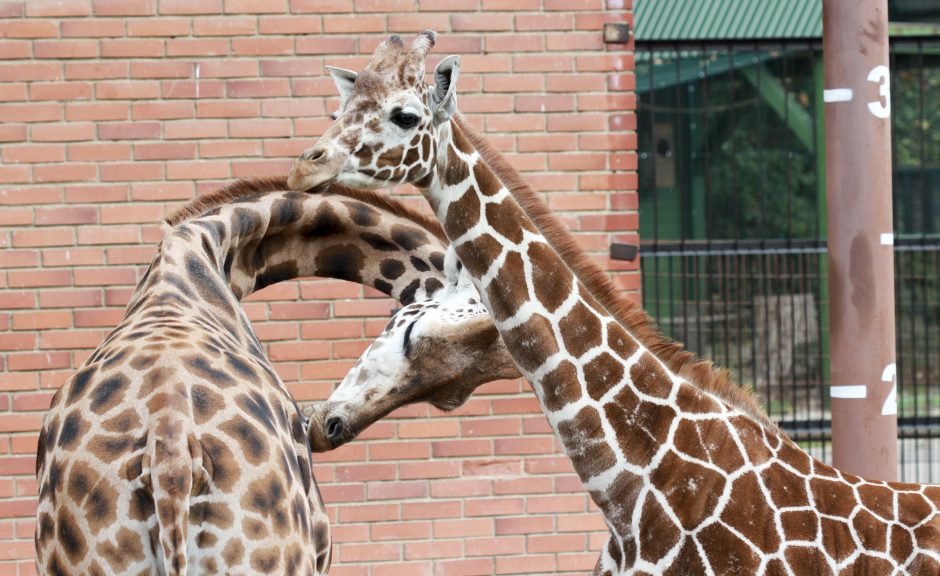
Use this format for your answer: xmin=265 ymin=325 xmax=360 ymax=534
xmin=431 ymin=55 xmax=460 ymax=123
xmin=326 ymin=66 xmax=358 ymax=107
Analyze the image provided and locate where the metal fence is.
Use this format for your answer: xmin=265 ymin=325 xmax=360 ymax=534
xmin=637 ymin=38 xmax=940 ymax=482
xmin=640 ymin=240 xmax=940 ymax=480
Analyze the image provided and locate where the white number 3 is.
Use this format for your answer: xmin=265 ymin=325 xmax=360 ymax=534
xmin=867 ymin=65 xmax=891 ymax=119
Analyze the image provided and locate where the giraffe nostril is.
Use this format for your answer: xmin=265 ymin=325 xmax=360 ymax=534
xmin=325 ymin=416 xmax=346 ymax=444
xmin=303 ymin=148 xmax=327 ymax=163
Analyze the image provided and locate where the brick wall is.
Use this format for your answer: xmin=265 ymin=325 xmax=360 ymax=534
xmin=0 ymin=1 xmax=636 ymax=574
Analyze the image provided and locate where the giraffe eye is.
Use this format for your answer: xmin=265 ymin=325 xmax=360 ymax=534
xmin=391 ymin=110 xmax=420 ymax=129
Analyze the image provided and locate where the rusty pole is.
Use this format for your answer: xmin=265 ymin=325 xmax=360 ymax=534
xmin=823 ymin=0 xmax=898 ymax=481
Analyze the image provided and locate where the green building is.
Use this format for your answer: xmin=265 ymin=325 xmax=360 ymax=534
xmin=635 ymin=0 xmax=940 ymax=481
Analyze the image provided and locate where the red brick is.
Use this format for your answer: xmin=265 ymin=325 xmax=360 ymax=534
xmin=0 ymin=250 xmax=39 ymax=268
xmin=2 ymin=144 xmax=65 ymax=164
xmin=386 ymin=12 xmax=452 ymax=33
xmin=367 ymin=481 xmax=427 ymax=501
xmin=451 ymin=13 xmax=511 ymax=31
xmin=61 ymin=19 xmax=125 ymax=37
xmin=34 ymin=164 xmax=97 ymax=184
xmin=164 ymin=119 xmax=227 ymax=139
xmin=405 ymin=539 xmax=462 ymax=560
xmin=101 ymin=162 xmax=163 ymax=182
xmin=224 ymin=0 xmax=287 ymax=12
xmin=338 ymin=542 xmax=400 ymax=563
xmin=101 ymin=38 xmax=164 ymax=58
xmin=226 ymin=78 xmax=290 ymax=98
xmin=193 ymin=17 xmax=256 ymax=36
xmin=259 ymin=59 xmax=320 ymax=78
xmin=131 ymin=61 xmax=192 ymax=80
xmin=166 ymin=38 xmax=229 ymax=57
xmin=295 ymin=36 xmax=357 ymax=56
xmin=65 ymin=102 xmax=127 ymax=122
xmin=0 ymin=165 xmax=30 ymax=184
xmin=161 ymin=79 xmax=225 ymax=99
xmin=258 ymin=16 xmax=320 ymax=34
xmin=96 ymin=81 xmax=161 ymax=100
xmin=0 ymin=83 xmax=28 ymax=101
xmin=232 ymin=37 xmax=293 ymax=56
xmin=40 ymin=251 xmax=102 ymax=273
xmin=165 ymin=160 xmax=230 ymax=180
xmin=91 ymin=0 xmax=155 ymax=15
xmin=7 ymin=351 xmax=71 ymax=371
xmin=0 ymin=185 xmax=61 ymax=207
xmin=67 ymin=143 xmax=129 ymax=162
xmin=39 ymin=328 xmax=108 ymax=349
xmin=76 ymin=225 xmax=139 ymax=245
xmin=418 ymin=0 xmax=478 ymax=9
xmin=100 ymin=204 xmax=165 ymax=224
xmin=159 ymin=0 xmax=223 ymax=14
xmin=127 ymin=17 xmax=191 ymax=36
xmin=516 ymin=13 xmax=574 ymax=30
xmin=196 ymin=60 xmax=258 ymax=78
xmin=495 ymin=555 xmax=555 ymax=574
xmin=27 ymin=0 xmax=91 ymax=17
xmin=0 ymin=333 xmax=36 ymax=351
xmin=0 ymin=103 xmax=60 ymax=123
xmin=486 ymin=35 xmax=544 ymax=53
xmin=432 ymin=558 xmax=493 ymax=576
xmin=131 ymin=181 xmax=194 ymax=201
xmin=321 ymin=16 xmax=382 ymax=34
xmin=0 ymin=41 xmax=31 ymax=59
xmin=289 ymin=0 xmax=351 ymax=11
xmin=32 ymin=122 xmax=96 ymax=142
xmin=64 ymin=61 xmax=128 ymax=81
xmin=134 ymin=142 xmax=196 ymax=160
xmin=0 ymin=62 xmax=61 ymax=82
xmin=0 ymin=123 xmax=27 ymax=142
xmin=466 ymin=536 xmax=525 ymax=557
xmin=34 ymin=206 xmax=97 ymax=226
xmin=200 ymin=140 xmax=260 ymax=157
xmin=73 ymin=308 xmax=123 ymax=327
xmin=30 ymin=82 xmax=94 ymax=102
xmin=64 ymin=184 xmax=128 ymax=203
xmin=0 ymin=20 xmax=58 ymax=38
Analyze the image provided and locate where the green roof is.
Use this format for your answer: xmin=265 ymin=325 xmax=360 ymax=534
xmin=635 ymin=0 xmax=823 ymax=42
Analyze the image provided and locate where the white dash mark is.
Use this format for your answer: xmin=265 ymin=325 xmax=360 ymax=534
xmin=824 ymin=88 xmax=853 ymax=102
xmin=831 ymin=385 xmax=868 ymax=399
xmin=880 ymin=233 xmax=894 ymax=245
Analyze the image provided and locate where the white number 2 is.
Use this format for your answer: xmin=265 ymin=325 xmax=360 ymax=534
xmin=867 ymin=65 xmax=891 ymax=119
xmin=881 ymin=363 xmax=897 ymax=416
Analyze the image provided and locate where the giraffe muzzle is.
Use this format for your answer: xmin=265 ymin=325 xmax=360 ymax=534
xmin=308 ymin=405 xmax=357 ymax=452
xmin=287 ymin=148 xmax=347 ymax=191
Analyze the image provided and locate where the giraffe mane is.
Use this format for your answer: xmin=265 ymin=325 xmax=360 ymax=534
xmin=165 ymin=177 xmax=447 ymax=243
xmin=453 ymin=114 xmax=778 ymax=432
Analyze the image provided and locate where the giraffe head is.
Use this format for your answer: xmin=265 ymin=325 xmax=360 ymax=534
xmin=287 ymin=31 xmax=459 ymax=192
xmin=308 ymin=252 xmax=519 ymax=452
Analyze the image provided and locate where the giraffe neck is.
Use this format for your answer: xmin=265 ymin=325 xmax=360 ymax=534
xmin=420 ymin=118 xmax=784 ymax=539
xmin=129 ymin=190 xmax=448 ymax=316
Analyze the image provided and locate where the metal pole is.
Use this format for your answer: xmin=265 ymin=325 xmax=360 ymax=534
xmin=823 ymin=0 xmax=898 ymax=481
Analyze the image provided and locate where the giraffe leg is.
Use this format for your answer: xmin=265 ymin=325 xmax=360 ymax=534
xmin=149 ymin=410 xmax=195 ymax=575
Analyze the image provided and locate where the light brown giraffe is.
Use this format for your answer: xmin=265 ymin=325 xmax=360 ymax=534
xmin=291 ymin=32 xmax=940 ymax=575
xmin=307 ymin=248 xmax=520 ymax=451
xmin=33 ymin=177 xmax=462 ymax=575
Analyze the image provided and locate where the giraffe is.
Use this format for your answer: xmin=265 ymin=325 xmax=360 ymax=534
xmin=34 ymin=176 xmax=459 ymax=575
xmin=307 ymin=247 xmax=519 ymax=451
xmin=289 ymin=32 xmax=940 ymax=574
